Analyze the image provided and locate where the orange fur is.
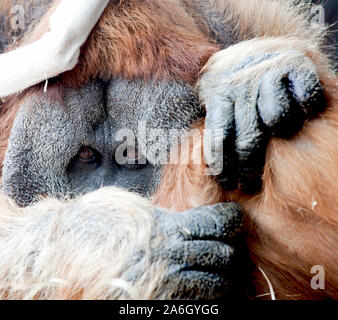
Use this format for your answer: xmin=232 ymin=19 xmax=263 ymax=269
xmin=0 ymin=0 xmax=337 ymax=300
xmin=60 ymin=1 xmax=218 ymax=86
xmin=153 ymin=78 xmax=338 ymax=299
xmin=0 ymin=0 xmax=218 ymax=165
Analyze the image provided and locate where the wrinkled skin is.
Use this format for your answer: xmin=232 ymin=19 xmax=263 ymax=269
xmin=133 ymin=202 xmax=245 ymax=299
xmin=2 ymin=78 xmax=249 ymax=299
xmin=200 ymin=50 xmax=325 ymax=193
xmin=0 ymin=187 xmax=247 ymax=300
xmin=2 ymin=64 xmax=325 ymax=298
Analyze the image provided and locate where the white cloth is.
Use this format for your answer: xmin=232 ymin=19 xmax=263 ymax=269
xmin=0 ymin=0 xmax=110 ymax=98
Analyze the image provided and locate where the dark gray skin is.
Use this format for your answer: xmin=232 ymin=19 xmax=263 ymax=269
xmin=138 ymin=202 xmax=245 ymax=299
xmin=2 ymin=78 xmax=249 ymax=300
xmin=199 ymin=51 xmax=325 ymax=192
xmin=0 ymin=0 xmax=326 ymax=194
xmin=182 ymin=0 xmax=326 ymax=192
xmin=0 ymin=0 xmax=326 ymax=300
xmin=3 ymin=79 xmax=203 ymax=206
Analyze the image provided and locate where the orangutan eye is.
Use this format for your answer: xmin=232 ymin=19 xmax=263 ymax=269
xmin=68 ymin=146 xmax=102 ymax=172
xmin=77 ymin=146 xmax=98 ymax=163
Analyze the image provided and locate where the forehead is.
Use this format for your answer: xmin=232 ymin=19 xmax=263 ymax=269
xmin=19 ymin=78 xmax=201 ymax=133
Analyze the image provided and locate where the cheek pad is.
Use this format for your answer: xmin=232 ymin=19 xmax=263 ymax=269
xmin=2 ymin=82 xmax=105 ymax=206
